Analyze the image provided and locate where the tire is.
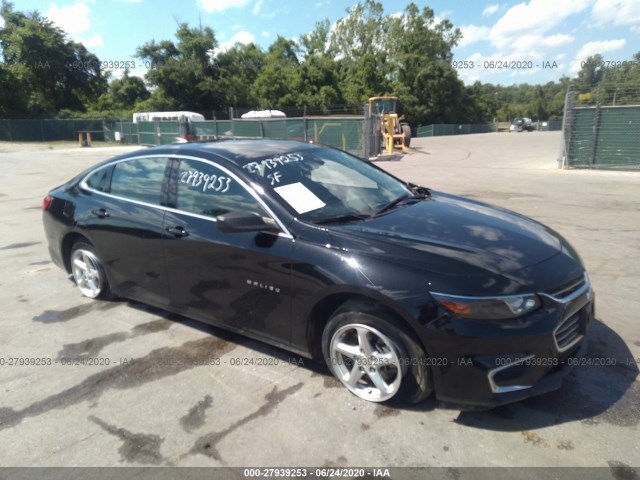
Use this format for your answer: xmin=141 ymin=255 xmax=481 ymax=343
xmin=70 ymin=241 xmax=111 ymax=299
xmin=401 ymin=124 xmax=412 ymax=147
xmin=322 ymin=302 xmax=432 ymax=404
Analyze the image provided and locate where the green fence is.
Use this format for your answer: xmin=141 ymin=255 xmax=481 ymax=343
xmin=0 ymin=119 xmax=108 ymax=142
xmin=116 ymin=117 xmax=365 ymax=157
xmin=306 ymin=118 xmax=363 ymax=156
xmin=565 ymin=106 xmax=640 ymax=169
xmin=539 ymin=120 xmax=563 ymax=131
xmin=416 ymin=123 xmax=496 ymax=137
xmin=1 ymin=116 xmax=366 ymax=157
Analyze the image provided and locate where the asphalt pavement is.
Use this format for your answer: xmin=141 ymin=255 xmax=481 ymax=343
xmin=0 ymin=133 xmax=637 ymax=472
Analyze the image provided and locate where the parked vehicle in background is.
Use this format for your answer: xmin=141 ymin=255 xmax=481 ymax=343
xmin=132 ymin=111 xmax=205 ymax=141
xmin=510 ymin=118 xmax=535 ymax=132
xmin=240 ymin=110 xmax=287 ymax=119
xmin=132 ymin=111 xmax=205 ymax=123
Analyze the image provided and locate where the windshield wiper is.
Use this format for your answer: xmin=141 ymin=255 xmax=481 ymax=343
xmin=314 ymin=213 xmax=371 ymax=225
xmin=373 ymin=193 xmax=420 ymax=217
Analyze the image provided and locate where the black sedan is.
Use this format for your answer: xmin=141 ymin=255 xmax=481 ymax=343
xmin=42 ymin=140 xmax=594 ymax=408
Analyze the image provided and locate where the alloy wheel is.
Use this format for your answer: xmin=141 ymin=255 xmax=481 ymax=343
xmin=71 ymin=248 xmax=103 ymax=298
xmin=329 ymin=323 xmax=403 ymax=402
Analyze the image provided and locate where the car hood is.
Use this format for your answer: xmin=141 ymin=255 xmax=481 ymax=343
xmin=327 ymin=192 xmax=563 ymax=277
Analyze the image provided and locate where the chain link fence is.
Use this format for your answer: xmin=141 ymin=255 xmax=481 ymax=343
xmin=560 ymin=83 xmax=640 ymax=169
xmin=112 ymin=117 xmax=366 ymax=157
xmin=416 ymin=121 xmax=562 ymax=138
xmin=416 ymin=123 xmax=496 ymax=137
xmin=0 ymin=119 xmax=111 ymax=142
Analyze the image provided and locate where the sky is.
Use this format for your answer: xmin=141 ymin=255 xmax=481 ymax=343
xmin=7 ymin=0 xmax=640 ymax=86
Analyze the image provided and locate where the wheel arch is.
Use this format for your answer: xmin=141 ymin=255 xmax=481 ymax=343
xmin=305 ymin=288 xmax=427 ymax=362
xmin=61 ymin=232 xmax=92 ymax=273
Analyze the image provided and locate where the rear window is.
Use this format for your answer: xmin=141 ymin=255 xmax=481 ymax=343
xmin=84 ymin=166 xmax=113 ymax=192
xmin=110 ymin=157 xmax=169 ymax=205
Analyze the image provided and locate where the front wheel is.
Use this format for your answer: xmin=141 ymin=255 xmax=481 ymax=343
xmin=401 ymin=124 xmax=412 ymax=147
xmin=70 ymin=241 xmax=111 ymax=299
xmin=322 ymin=305 xmax=432 ymax=404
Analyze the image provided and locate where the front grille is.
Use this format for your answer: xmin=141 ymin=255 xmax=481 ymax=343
xmin=547 ymin=275 xmax=586 ymax=300
xmin=554 ymin=311 xmax=583 ymax=352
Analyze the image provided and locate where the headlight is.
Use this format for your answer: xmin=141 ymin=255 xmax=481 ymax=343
xmin=430 ymin=292 xmax=541 ymax=320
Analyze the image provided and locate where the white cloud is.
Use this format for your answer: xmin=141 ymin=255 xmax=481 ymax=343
xmin=214 ymin=31 xmax=256 ymax=55
xmin=490 ymin=0 xmax=591 ymax=50
xmin=197 ymin=0 xmax=250 ymax=13
xmin=0 ymin=16 xmax=4 ymax=29
xmin=508 ymin=33 xmax=574 ymax=53
xmin=458 ymin=25 xmax=491 ymax=47
xmin=46 ymin=3 xmax=91 ymax=36
xmin=82 ymin=35 xmax=104 ymax=48
xmin=458 ymin=50 xmax=569 ymax=84
xmin=45 ymin=2 xmax=104 ymax=49
xmin=570 ymin=38 xmax=626 ymax=72
xmin=482 ymin=4 xmax=500 ymax=16
xmin=457 ymin=53 xmax=484 ymax=84
xmin=229 ymin=31 xmax=255 ymax=44
xmin=262 ymin=30 xmax=272 ymax=38
xmin=113 ymin=0 xmax=142 ymax=3
xmin=252 ymin=0 xmax=263 ymax=15
xmin=591 ymin=0 xmax=640 ymax=28
xmin=576 ymin=39 xmax=627 ymax=59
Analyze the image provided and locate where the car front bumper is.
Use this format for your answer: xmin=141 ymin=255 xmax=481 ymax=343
xmin=421 ymin=275 xmax=595 ymax=409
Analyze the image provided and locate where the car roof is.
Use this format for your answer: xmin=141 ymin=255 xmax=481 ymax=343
xmin=116 ymin=139 xmax=320 ymax=167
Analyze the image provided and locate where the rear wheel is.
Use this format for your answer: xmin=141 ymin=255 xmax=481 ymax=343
xmin=401 ymin=124 xmax=412 ymax=147
xmin=322 ymin=303 xmax=432 ymax=404
xmin=70 ymin=241 xmax=110 ymax=299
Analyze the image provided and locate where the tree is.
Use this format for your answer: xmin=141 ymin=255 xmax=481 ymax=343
xmin=296 ymin=54 xmax=342 ymax=109
xmin=0 ymin=1 xmax=107 ymax=115
xmin=388 ymin=3 xmax=465 ymax=125
xmin=136 ymin=23 xmax=221 ymax=112
xmin=575 ymin=54 xmax=604 ymax=91
xmin=252 ymin=37 xmax=300 ymax=107
xmin=91 ymin=69 xmax=150 ymax=116
xmin=330 ymin=1 xmax=392 ymax=104
xmin=528 ymin=85 xmax=548 ymax=120
xmin=300 ymin=19 xmax=331 ymax=57
xmin=215 ymin=43 xmax=265 ymax=108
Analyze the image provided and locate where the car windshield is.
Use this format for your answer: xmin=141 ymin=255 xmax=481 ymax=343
xmin=240 ymin=147 xmax=413 ymax=223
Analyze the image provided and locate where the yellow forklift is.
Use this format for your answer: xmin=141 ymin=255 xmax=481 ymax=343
xmin=365 ymin=96 xmax=412 ymax=159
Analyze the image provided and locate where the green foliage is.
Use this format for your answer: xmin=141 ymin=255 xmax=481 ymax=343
xmin=573 ymin=53 xmax=640 ymax=106
xmin=295 ymin=54 xmax=343 ymax=109
xmin=93 ymin=69 xmax=150 ymax=115
xmin=388 ymin=3 xmax=465 ymax=125
xmin=250 ymin=37 xmax=300 ymax=107
xmin=135 ymin=22 xmax=221 ymax=112
xmin=216 ymin=43 xmax=265 ymax=108
xmin=2 ymin=0 xmax=639 ymax=126
xmin=0 ymin=1 xmax=107 ymax=116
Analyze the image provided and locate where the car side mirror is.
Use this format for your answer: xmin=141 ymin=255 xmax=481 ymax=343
xmin=216 ymin=211 xmax=280 ymax=233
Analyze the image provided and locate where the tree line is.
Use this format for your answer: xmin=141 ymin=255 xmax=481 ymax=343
xmin=1 ymin=0 xmax=639 ymax=126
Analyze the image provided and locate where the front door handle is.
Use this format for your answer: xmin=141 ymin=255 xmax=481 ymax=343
xmin=91 ymin=208 xmax=109 ymax=218
xmin=166 ymin=226 xmax=189 ymax=238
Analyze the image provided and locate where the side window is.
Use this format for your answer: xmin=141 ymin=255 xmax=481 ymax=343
xmin=85 ymin=165 xmax=113 ymax=192
xmin=110 ymin=157 xmax=169 ymax=205
xmin=177 ymin=159 xmax=265 ymax=218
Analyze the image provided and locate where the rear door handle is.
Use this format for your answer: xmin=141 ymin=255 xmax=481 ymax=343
xmin=165 ymin=226 xmax=189 ymax=238
xmin=91 ymin=208 xmax=109 ymax=218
